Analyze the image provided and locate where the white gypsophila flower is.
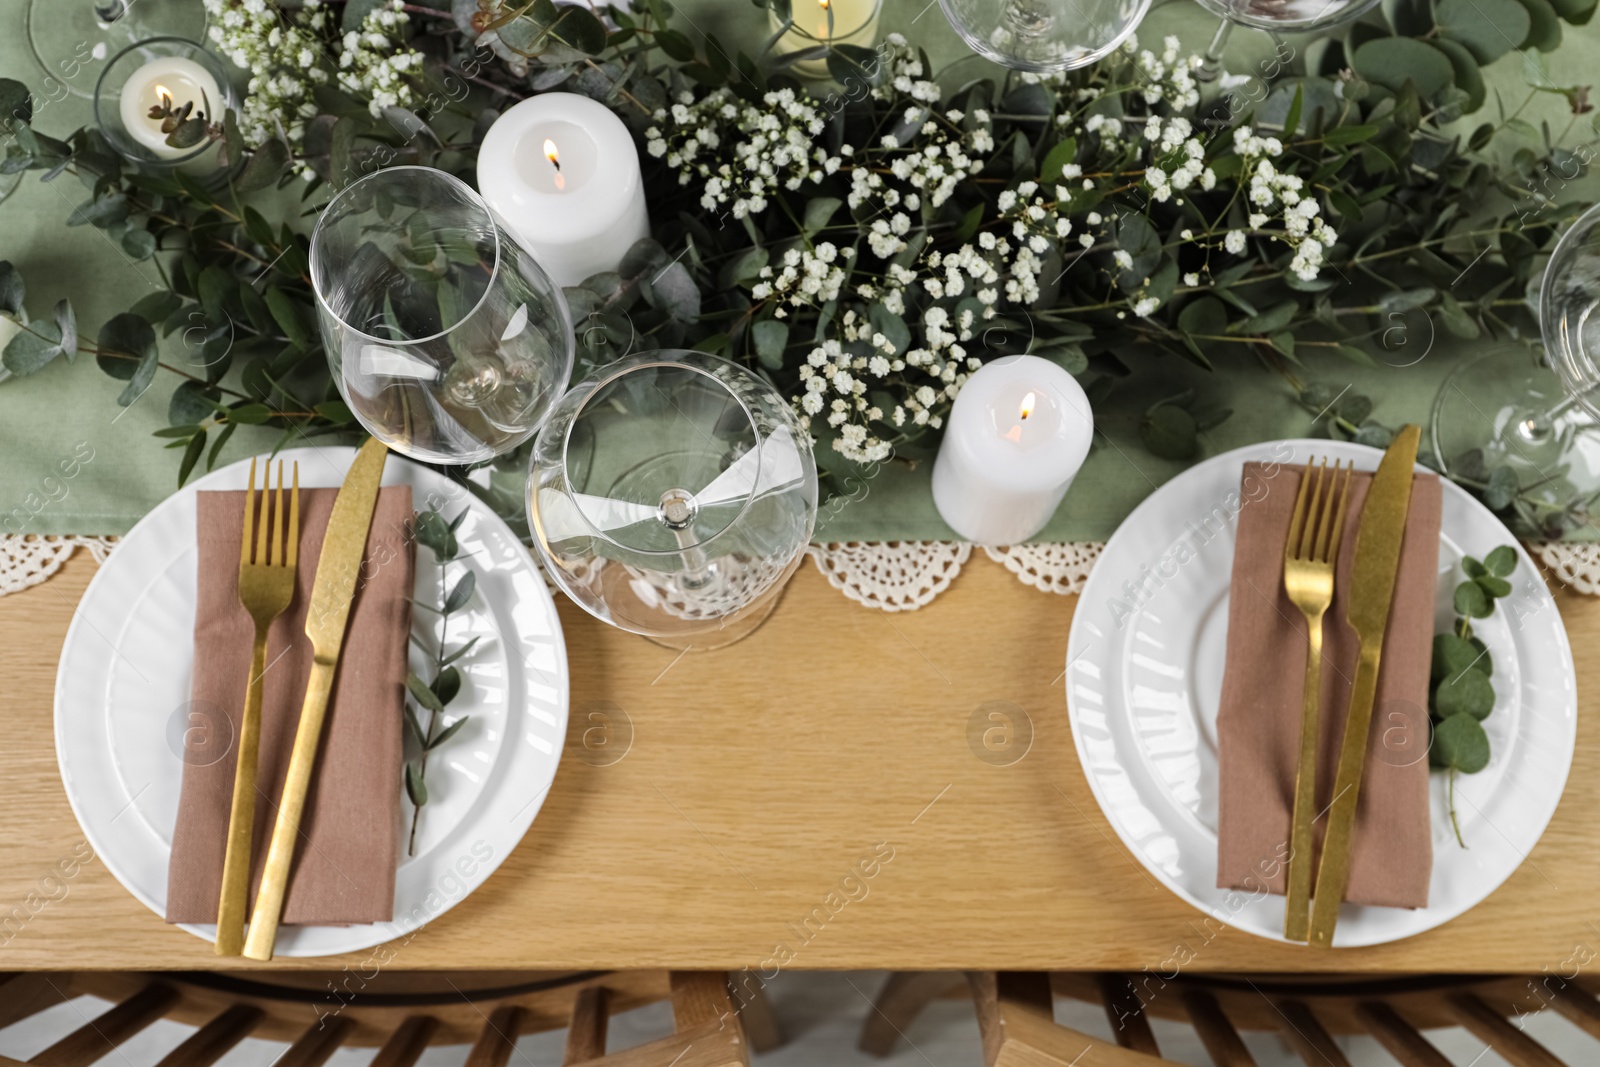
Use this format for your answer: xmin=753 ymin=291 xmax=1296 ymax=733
xmin=1224 ymin=230 xmax=1247 ymax=254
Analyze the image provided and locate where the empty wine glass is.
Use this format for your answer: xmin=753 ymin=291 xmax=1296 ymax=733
xmin=528 ymin=351 xmax=818 ymax=650
xmin=1429 ymin=203 xmax=1600 ymax=537
xmin=938 ymin=0 xmax=1150 ymax=72
xmin=1192 ymin=0 xmax=1380 ymax=82
xmin=310 ymin=166 xmax=575 ymax=464
xmin=28 ymin=0 xmax=207 ymax=99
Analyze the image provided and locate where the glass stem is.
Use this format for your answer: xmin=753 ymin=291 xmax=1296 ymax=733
xmin=1199 ymin=18 xmax=1234 ymax=83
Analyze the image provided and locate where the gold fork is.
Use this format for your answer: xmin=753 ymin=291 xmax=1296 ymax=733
xmin=215 ymin=458 xmax=299 ymax=956
xmin=1281 ymin=457 xmax=1352 ymax=943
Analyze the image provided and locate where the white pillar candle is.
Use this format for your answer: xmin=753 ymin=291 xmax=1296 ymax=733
xmin=931 ymin=355 xmax=1094 ymax=545
xmin=117 ymin=57 xmax=222 ymax=161
xmin=476 ymin=92 xmax=650 ymax=288
xmin=769 ymin=0 xmax=882 ymax=78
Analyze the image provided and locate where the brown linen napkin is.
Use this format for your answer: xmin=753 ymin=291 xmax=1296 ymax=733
xmin=166 ymin=485 xmax=414 ymax=925
xmin=1216 ymin=461 xmax=1440 ymax=909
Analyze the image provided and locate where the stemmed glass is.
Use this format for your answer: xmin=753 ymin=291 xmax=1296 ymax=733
xmin=937 ymin=0 xmax=1150 ymax=72
xmin=528 ymin=351 xmax=818 ymax=650
xmin=1429 ymin=203 xmax=1600 ymax=536
xmin=310 ymin=166 xmax=575 ymax=465
xmin=1191 ymin=0 xmax=1380 ymax=82
xmin=28 ymin=0 xmax=207 ymax=99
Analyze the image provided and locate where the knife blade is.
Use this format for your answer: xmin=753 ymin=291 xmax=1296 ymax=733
xmin=1306 ymin=424 xmax=1420 ymax=948
xmin=242 ymin=437 xmax=388 ymax=960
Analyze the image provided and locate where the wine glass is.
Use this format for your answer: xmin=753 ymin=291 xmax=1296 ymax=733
xmin=528 ymin=351 xmax=818 ymax=650
xmin=310 ymin=166 xmax=575 ymax=465
xmin=937 ymin=0 xmax=1150 ymax=72
xmin=1192 ymin=0 xmax=1380 ymax=82
xmin=1429 ymin=203 xmax=1600 ymax=537
xmin=27 ymin=0 xmax=207 ymax=99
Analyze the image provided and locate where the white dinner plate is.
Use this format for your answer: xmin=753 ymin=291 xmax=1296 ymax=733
xmin=55 ymin=447 xmax=568 ymax=957
xmin=1066 ymin=439 xmax=1577 ymax=947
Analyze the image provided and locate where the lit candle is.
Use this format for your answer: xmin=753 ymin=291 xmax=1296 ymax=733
xmin=931 ymin=355 xmax=1094 ymax=544
xmin=476 ymin=92 xmax=651 ymax=288
xmin=770 ymin=0 xmax=883 ymax=79
xmin=116 ymin=56 xmax=221 ymax=161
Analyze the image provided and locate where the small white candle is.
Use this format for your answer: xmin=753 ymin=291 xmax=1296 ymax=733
xmin=477 ymin=93 xmax=650 ymax=288
xmin=931 ymin=355 xmax=1094 ymax=544
xmin=117 ymin=56 xmax=222 ymax=161
xmin=770 ymin=0 xmax=882 ymax=78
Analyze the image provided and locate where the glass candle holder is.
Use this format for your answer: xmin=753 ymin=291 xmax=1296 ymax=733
xmin=937 ymin=0 xmax=1148 ymax=72
xmin=93 ymin=37 xmax=236 ymax=175
xmin=29 ymin=0 xmax=207 ymax=100
xmin=311 ymin=166 xmax=576 ymax=464
xmin=528 ymin=351 xmax=818 ymax=651
xmin=768 ymin=0 xmax=884 ymax=79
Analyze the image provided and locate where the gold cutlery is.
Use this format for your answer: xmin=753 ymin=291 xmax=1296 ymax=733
xmin=242 ymin=438 xmax=388 ymax=960
xmin=216 ymin=458 xmax=299 ymax=957
xmin=1308 ymin=425 xmax=1421 ymax=947
xmin=1280 ymin=457 xmax=1352 ymax=943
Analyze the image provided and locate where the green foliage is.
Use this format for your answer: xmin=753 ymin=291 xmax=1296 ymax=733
xmin=1429 ymin=547 xmax=1518 ymax=846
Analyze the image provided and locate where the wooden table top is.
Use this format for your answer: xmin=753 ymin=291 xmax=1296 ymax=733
xmin=4 ymin=554 xmax=1595 ymax=972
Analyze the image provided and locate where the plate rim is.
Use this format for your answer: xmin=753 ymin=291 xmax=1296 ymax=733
xmin=1064 ymin=437 xmax=1577 ymax=947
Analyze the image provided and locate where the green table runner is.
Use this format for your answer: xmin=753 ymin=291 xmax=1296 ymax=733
xmin=0 ymin=0 xmax=1594 ymax=540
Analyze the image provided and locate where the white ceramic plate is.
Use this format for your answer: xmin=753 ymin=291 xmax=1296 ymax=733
xmin=55 ymin=447 xmax=568 ymax=957
xmin=1066 ymin=439 xmax=1576 ymax=947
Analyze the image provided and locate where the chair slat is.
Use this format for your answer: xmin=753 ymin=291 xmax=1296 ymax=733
xmin=465 ymin=1006 xmax=527 ymax=1067
xmin=31 ymin=983 xmax=177 ymax=1067
xmin=276 ymin=1016 xmax=352 ymax=1067
xmin=1355 ymin=1002 xmax=1452 ymax=1067
xmin=576 ymin=1020 xmax=745 ymax=1067
xmin=1274 ymin=1001 xmax=1350 ymax=1067
xmin=563 ymin=987 xmax=609 ymax=1065
xmin=370 ymin=1017 xmax=437 ymax=1067
xmin=669 ymin=973 xmax=732 ymax=1032
xmin=1182 ymin=991 xmax=1256 ymax=1067
xmin=859 ymin=973 xmax=962 ymax=1057
xmin=969 ymin=973 xmax=1172 ymax=1067
xmin=0 ymin=975 xmax=74 ymax=1033
xmin=1097 ymin=975 xmax=1160 ymax=1057
xmin=731 ymin=977 xmax=782 ymax=1054
xmin=1448 ymin=994 xmax=1569 ymax=1067
xmin=1546 ymin=981 xmax=1600 ymax=1042
xmin=153 ymin=1006 xmax=261 ymax=1067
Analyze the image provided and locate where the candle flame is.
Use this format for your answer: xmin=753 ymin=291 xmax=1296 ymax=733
xmin=544 ymin=137 xmax=565 ymax=190
xmin=1019 ymin=391 xmax=1037 ymax=420
xmin=154 ymin=84 xmax=172 ymax=108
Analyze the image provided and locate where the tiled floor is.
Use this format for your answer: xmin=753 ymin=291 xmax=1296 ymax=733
xmin=1 ymin=972 xmax=1593 ymax=1066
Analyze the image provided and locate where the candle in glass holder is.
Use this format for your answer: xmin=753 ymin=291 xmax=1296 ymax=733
xmin=770 ymin=0 xmax=883 ymax=78
xmin=931 ymin=355 xmax=1093 ymax=544
xmin=116 ymin=56 xmax=221 ymax=161
xmin=477 ymin=92 xmax=650 ymax=288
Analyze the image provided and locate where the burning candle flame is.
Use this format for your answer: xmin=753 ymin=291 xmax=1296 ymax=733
xmin=1019 ymin=391 xmax=1037 ymax=420
xmin=544 ymin=137 xmax=565 ymax=190
xmin=154 ymin=84 xmax=172 ymax=108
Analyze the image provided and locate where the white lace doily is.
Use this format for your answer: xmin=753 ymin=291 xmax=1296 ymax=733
xmin=4 ymin=535 xmax=1597 ymax=610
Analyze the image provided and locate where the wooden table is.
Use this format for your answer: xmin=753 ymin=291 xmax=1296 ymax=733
xmin=4 ymin=555 xmax=1594 ymax=972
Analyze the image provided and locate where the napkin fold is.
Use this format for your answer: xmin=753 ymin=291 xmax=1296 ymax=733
xmin=1216 ymin=461 xmax=1440 ymax=909
xmin=166 ymin=485 xmax=415 ymax=926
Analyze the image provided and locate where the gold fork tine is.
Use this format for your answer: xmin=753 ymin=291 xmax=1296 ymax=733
xmin=255 ymin=461 xmax=272 ymax=567
xmin=269 ymin=462 xmax=283 ymax=567
xmin=1319 ymin=462 xmax=1353 ymax=563
xmin=286 ymin=464 xmax=300 ymax=570
xmin=241 ymin=458 xmax=258 ymax=569
xmin=1285 ymin=460 xmax=1311 ymax=562
xmin=1298 ymin=459 xmax=1326 ymax=561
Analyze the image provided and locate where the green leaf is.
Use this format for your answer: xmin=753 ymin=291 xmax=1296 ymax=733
xmin=440 ymin=635 xmax=482 ymax=668
xmin=644 ymin=260 xmax=700 ymax=322
xmin=235 ymin=138 xmax=289 ymax=194
xmin=1283 ymin=85 xmax=1304 ymax=138
xmin=1438 ymin=292 xmax=1480 ymax=339
xmin=1235 ymin=300 xmax=1298 ymax=335
xmin=1435 ymin=0 xmax=1530 ymax=63
xmin=406 ymin=671 xmax=444 ymax=714
xmin=129 ymin=291 xmax=182 ymax=325
xmin=1475 ymin=574 xmax=1512 ymax=597
xmin=1484 ymin=544 xmax=1517 ymax=577
xmin=1436 ymin=667 xmax=1494 ymax=719
xmin=403 ymin=705 xmax=427 ymax=749
xmin=414 ymin=509 xmax=458 ymax=562
xmin=1030 ymin=339 xmax=1087 ymax=375
xmin=1432 ymin=632 xmax=1482 ymax=682
xmin=1139 ymin=404 xmax=1199 ymax=460
xmin=1039 ymin=136 xmax=1079 ymax=182
xmin=0 ymin=79 xmax=33 ymax=133
xmin=431 ymin=665 xmax=461 ymax=706
xmin=169 ymin=379 xmax=217 ymax=426
xmin=803 ymin=197 xmax=842 ymax=235
xmin=1454 ymin=579 xmax=1492 ymax=617
xmin=1483 ymin=465 xmax=1518 ymax=509
xmin=444 ymin=570 xmax=476 ymax=614
xmin=656 ymin=29 xmax=696 ymax=61
xmin=1177 ymin=296 xmax=1227 ymax=354
xmin=314 ymin=399 xmax=355 ymax=424
xmin=97 ymin=313 xmax=158 ymax=405
xmin=227 ymin=402 xmax=273 ymax=425
xmin=1351 ymin=38 xmax=1456 ymax=97
xmin=1512 ymin=0 xmax=1562 ymax=50
xmin=264 ymin=287 xmax=311 ymax=349
xmin=178 ymin=429 xmax=207 ymax=487
xmin=68 ymin=193 xmax=129 ymax=229
xmin=405 ymin=761 xmax=428 ymax=807
xmin=0 ymin=261 xmax=22 ymax=316
xmin=3 ymin=320 xmax=62 ymax=376
xmin=1323 ymin=124 xmax=1382 ymax=145
xmin=1432 ymin=711 xmax=1491 ymax=773
xmin=752 ymin=319 xmax=789 ymax=370
xmin=1462 ymin=555 xmax=1486 ymax=578
xmin=427 ymin=715 xmax=470 ymax=750
xmin=206 ymin=420 xmax=236 ymax=471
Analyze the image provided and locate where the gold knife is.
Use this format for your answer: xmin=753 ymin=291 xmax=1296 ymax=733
xmin=242 ymin=437 xmax=388 ymax=960
xmin=1306 ymin=424 xmax=1420 ymax=948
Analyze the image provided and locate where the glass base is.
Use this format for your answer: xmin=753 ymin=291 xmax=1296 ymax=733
xmin=28 ymin=0 xmax=206 ymax=98
xmin=642 ymin=578 xmax=790 ymax=652
xmin=1430 ymin=349 xmax=1600 ymax=535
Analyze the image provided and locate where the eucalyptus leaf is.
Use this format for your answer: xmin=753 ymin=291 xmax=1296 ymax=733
xmin=1432 ymin=712 xmax=1491 ymax=773
xmin=405 ymin=761 xmax=428 ymax=807
xmin=752 ymin=319 xmax=789 ymax=369
xmin=1435 ymin=667 xmax=1494 ymax=719
xmin=444 ymin=570 xmax=477 ymax=613
xmin=406 ymin=671 xmax=445 ymax=714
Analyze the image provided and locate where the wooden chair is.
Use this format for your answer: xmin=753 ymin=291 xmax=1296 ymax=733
xmin=0 ymin=969 xmax=782 ymax=1067
xmin=860 ymin=970 xmax=1600 ymax=1065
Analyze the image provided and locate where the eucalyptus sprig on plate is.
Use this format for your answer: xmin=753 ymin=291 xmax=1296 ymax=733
xmin=1429 ymin=544 xmax=1518 ymax=846
xmin=403 ymin=506 xmax=480 ymax=856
